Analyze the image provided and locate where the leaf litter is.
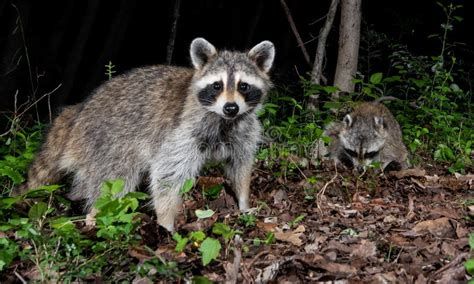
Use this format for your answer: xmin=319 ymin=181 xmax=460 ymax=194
xmin=3 ymin=163 xmax=473 ymax=282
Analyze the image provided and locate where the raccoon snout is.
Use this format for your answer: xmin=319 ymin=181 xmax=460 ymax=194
xmin=223 ymin=102 xmax=239 ymax=117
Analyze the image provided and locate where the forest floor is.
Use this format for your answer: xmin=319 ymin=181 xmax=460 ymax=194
xmin=3 ymin=159 xmax=473 ymax=283
xmin=137 ymin=160 xmax=474 ymax=283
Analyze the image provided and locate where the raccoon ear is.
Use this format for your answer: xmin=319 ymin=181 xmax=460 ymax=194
xmin=190 ymin=38 xmax=217 ymax=70
xmin=343 ymin=114 xmax=353 ymax=128
xmin=248 ymin=41 xmax=275 ymax=73
xmin=374 ymin=116 xmax=385 ymax=129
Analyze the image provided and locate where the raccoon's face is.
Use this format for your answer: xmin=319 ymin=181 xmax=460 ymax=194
xmin=189 ymin=38 xmax=275 ymax=119
xmin=338 ymin=114 xmax=387 ymax=170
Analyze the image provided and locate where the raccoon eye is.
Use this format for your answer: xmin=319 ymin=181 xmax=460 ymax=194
xmin=238 ymin=82 xmax=249 ymax=92
xmin=212 ymin=81 xmax=222 ymax=91
xmin=344 ymin=148 xmax=358 ymax=158
xmin=364 ymin=151 xmax=379 ymax=159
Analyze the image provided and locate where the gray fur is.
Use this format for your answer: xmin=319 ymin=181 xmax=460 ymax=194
xmin=317 ymin=102 xmax=409 ymax=171
xmin=23 ymin=38 xmax=275 ymax=231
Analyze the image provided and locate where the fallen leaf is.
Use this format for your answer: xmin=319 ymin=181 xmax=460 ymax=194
xmin=256 ymin=221 xmax=278 ymax=232
xmin=197 ymin=176 xmax=225 ymax=189
xmin=350 ymin=240 xmax=377 ymax=259
xmin=390 ymin=168 xmax=426 ymax=179
xmin=317 ymin=261 xmax=357 ymax=275
xmin=274 ymin=225 xmax=305 ymax=246
xmin=129 ymin=247 xmax=153 ymax=261
xmin=405 ymin=217 xmax=454 ymax=238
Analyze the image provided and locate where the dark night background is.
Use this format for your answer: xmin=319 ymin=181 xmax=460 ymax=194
xmin=0 ymin=0 xmax=472 ymax=122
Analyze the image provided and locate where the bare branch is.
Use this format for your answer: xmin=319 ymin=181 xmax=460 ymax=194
xmin=166 ymin=0 xmax=181 ymax=65
xmin=280 ymin=0 xmax=311 ymax=65
xmin=311 ymin=0 xmax=339 ymax=85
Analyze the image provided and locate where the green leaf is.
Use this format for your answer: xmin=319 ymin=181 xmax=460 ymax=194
xmin=195 ymin=209 xmax=215 ymax=219
xmin=203 ymin=184 xmax=223 ymax=199
xmin=199 ymin=237 xmax=221 ymax=266
xmin=111 ymin=179 xmax=125 ymax=196
xmin=212 ymin=222 xmax=236 ymax=242
xmin=0 ymin=197 xmax=21 ymax=209
xmin=369 ymin=72 xmax=383 ymax=85
xmin=192 ymin=276 xmax=213 ymax=284
xmin=189 ymin=231 xmax=206 ymax=242
xmin=50 ymin=217 xmax=75 ymax=232
xmin=465 ymin=259 xmax=474 ymax=275
xmin=180 ymin=179 xmax=194 ymax=195
xmin=28 ymin=202 xmax=48 ymax=220
xmin=469 ymin=233 xmax=474 ymax=250
xmin=172 ymin=233 xmax=189 ymax=252
xmin=0 ymin=166 xmax=24 ymax=184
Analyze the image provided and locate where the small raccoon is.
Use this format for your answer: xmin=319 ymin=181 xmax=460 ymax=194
xmin=319 ymin=102 xmax=409 ymax=171
xmin=21 ymin=38 xmax=275 ymax=231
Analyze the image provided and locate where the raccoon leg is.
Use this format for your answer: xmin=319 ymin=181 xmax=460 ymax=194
xmin=148 ymin=149 xmax=202 ymax=231
xmin=225 ymin=157 xmax=253 ymax=211
xmin=151 ymin=184 xmax=182 ymax=232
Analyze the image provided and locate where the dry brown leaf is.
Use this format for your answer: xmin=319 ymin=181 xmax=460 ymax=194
xmin=317 ymin=261 xmax=357 ymax=275
xmin=389 ymin=234 xmax=410 ymax=246
xmin=256 ymin=221 xmax=278 ymax=232
xmin=406 ymin=217 xmax=454 ymax=238
xmin=132 ymin=276 xmax=153 ymax=284
xmin=390 ymin=168 xmax=426 ymax=179
xmin=350 ymin=240 xmax=377 ymax=259
xmin=197 ymin=176 xmax=225 ymax=189
xmin=181 ymin=214 xmax=218 ymax=232
xmin=129 ymin=247 xmax=153 ymax=261
xmin=274 ymin=225 xmax=305 ymax=246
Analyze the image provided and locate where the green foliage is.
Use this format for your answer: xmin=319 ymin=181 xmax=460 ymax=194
xmin=0 ymin=179 xmax=181 ymax=281
xmin=203 ymin=184 xmax=224 ymax=199
xmin=466 ymin=233 xmax=474 ymax=276
xmin=199 ymin=237 xmax=221 ymax=266
xmin=104 ymin=61 xmax=116 ymax=80
xmin=253 ymin=232 xmax=276 ymax=246
xmin=172 ymin=224 xmax=228 ymax=266
xmin=288 ymin=214 xmax=305 ymax=228
xmin=239 ymin=213 xmax=257 ymax=228
xmin=212 ymin=222 xmax=241 ymax=243
xmin=0 ymin=124 xmax=43 ymax=194
xmin=195 ymin=209 xmax=215 ymax=219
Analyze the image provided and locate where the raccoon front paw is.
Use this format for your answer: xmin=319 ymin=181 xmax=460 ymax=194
xmin=238 ymin=199 xmax=250 ymax=211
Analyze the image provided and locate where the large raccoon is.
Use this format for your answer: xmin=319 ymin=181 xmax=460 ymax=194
xmin=22 ymin=38 xmax=275 ymax=231
xmin=318 ymin=102 xmax=409 ymax=171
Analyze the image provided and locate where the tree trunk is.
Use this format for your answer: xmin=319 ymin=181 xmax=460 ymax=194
xmin=333 ymin=0 xmax=361 ymax=97
xmin=311 ymin=0 xmax=339 ymax=85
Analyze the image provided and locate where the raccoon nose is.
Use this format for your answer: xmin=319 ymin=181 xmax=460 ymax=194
xmin=223 ymin=103 xmax=239 ymax=116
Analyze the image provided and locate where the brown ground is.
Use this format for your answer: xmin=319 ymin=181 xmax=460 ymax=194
xmin=4 ymin=160 xmax=474 ymax=283
xmin=131 ymin=161 xmax=474 ymax=283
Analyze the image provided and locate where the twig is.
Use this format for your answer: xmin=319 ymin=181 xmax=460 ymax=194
xmin=14 ymin=271 xmax=27 ymax=284
xmin=317 ymin=161 xmax=338 ymax=213
xmin=225 ymin=236 xmax=243 ymax=284
xmin=311 ymin=0 xmax=339 ymax=84
xmin=431 ymin=252 xmax=468 ymax=278
xmin=12 ymin=3 xmax=40 ymax=122
xmin=247 ymin=250 xmax=270 ymax=269
xmin=280 ymin=0 xmax=311 ymax=65
xmin=166 ymin=0 xmax=181 ymax=65
xmin=17 ymin=84 xmax=62 ymax=119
